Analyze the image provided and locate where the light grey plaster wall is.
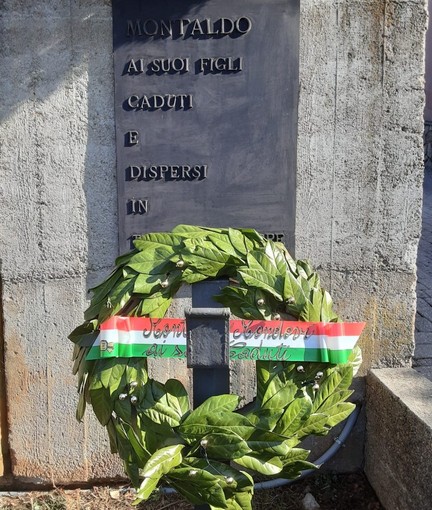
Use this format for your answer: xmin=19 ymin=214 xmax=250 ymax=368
xmin=0 ymin=0 xmax=122 ymax=483
xmin=296 ymin=0 xmax=427 ymax=372
xmin=0 ymin=0 xmax=427 ymax=483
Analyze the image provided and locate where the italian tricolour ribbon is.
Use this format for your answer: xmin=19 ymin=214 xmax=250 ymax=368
xmin=86 ymin=316 xmax=365 ymax=364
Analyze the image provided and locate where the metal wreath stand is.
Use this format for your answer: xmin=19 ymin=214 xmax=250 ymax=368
xmin=178 ymin=280 xmax=360 ymax=510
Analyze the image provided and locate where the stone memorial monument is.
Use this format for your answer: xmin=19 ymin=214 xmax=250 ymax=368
xmin=0 ymin=0 xmax=427 ymax=489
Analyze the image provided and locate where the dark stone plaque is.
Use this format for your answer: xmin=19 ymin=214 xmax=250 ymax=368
xmin=113 ymin=0 xmax=299 ymax=252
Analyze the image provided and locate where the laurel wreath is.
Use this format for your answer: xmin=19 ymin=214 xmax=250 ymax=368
xmin=69 ymin=225 xmax=361 ymax=509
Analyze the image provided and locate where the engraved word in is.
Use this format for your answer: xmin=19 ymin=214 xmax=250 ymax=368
xmin=127 ymin=199 xmax=148 ymax=215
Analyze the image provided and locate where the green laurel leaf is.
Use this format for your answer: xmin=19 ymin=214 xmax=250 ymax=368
xmin=261 ymin=379 xmax=298 ymax=410
xmin=165 ymin=379 xmax=190 ymax=417
xmin=134 ymin=444 xmax=184 ymax=503
xmin=169 ymin=478 xmax=227 ymax=508
xmin=234 ymin=453 xmax=283 ymax=476
xmin=126 ymin=246 xmax=175 ymax=274
xmin=208 ymin=232 xmax=246 ymax=259
xmin=198 ymin=432 xmax=251 ymax=459
xmin=238 ymin=268 xmax=284 ymax=301
xmin=178 ymin=412 xmax=255 ymax=443
xmin=214 ymin=286 xmax=269 ymax=320
xmin=311 ymin=366 xmax=353 ymax=412
xmin=182 ymin=395 xmax=240 ymax=422
xmin=89 ymin=387 xmax=112 ymax=426
xmin=273 ymin=394 xmax=313 ymax=437
xmin=134 ymin=232 xmax=183 ymax=251
xmin=182 ymin=239 xmax=236 ymax=276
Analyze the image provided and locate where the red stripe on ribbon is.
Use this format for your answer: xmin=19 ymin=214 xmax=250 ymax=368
xmin=100 ymin=316 xmax=186 ymax=332
xmin=100 ymin=316 xmax=365 ymax=338
xmin=229 ymin=320 xmax=365 ymax=337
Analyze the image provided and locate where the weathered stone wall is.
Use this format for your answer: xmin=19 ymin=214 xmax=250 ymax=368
xmin=296 ymin=0 xmax=426 ymax=372
xmin=424 ymin=0 xmax=432 ymax=121
xmin=365 ymin=368 xmax=432 ymax=510
xmin=0 ymin=0 xmax=427 ymax=484
xmin=0 ymin=0 xmax=121 ymax=484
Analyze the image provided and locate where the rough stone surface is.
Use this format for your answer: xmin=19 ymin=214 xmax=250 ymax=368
xmin=413 ymin=170 xmax=432 ymax=378
xmin=296 ymin=0 xmax=426 ymax=371
xmin=425 ymin=0 xmax=432 ymax=121
xmin=0 ymin=0 xmax=121 ymax=484
xmin=2 ymin=278 xmax=124 ymax=484
xmin=0 ymin=0 xmax=427 ymax=484
xmin=302 ymin=492 xmax=321 ymax=510
xmin=365 ymin=368 xmax=432 ymax=510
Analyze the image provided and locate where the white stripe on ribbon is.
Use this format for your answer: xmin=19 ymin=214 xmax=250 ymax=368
xmin=229 ymin=333 xmax=358 ymax=351
xmin=93 ymin=329 xmax=357 ymax=352
xmin=94 ymin=329 xmax=186 ymax=347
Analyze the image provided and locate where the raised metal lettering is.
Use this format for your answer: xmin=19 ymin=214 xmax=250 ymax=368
xmin=197 ymin=57 xmax=243 ymax=74
xmin=143 ymin=19 xmax=158 ymax=36
xmin=128 ymin=165 xmax=141 ymax=179
xmin=204 ymin=18 xmax=218 ymax=35
xmin=263 ymin=233 xmax=285 ymax=242
xmin=190 ymin=19 xmax=204 ymax=36
xmin=149 ymin=60 xmax=161 ymax=73
xmin=178 ymin=18 xmax=190 ymax=36
xmin=181 ymin=165 xmax=191 ymax=179
xmin=148 ymin=58 xmax=189 ymax=74
xmin=127 ymin=131 xmax=139 ymax=146
xmin=126 ymin=165 xmax=208 ymax=181
xmin=125 ymin=18 xmax=253 ymax=39
xmin=114 ymin=0 xmax=299 ymax=252
xmin=165 ymin=94 xmax=177 ymax=108
xmin=153 ymin=95 xmax=165 ymax=109
xmin=160 ymin=19 xmax=173 ymax=37
xmin=172 ymin=57 xmax=189 ymax=72
xmin=127 ymin=95 xmax=139 ymax=108
xmin=126 ymin=59 xmax=139 ymax=73
xmin=126 ymin=94 xmax=194 ymax=111
xmin=160 ymin=59 xmax=171 ymax=72
xmin=147 ymin=166 xmax=158 ymax=179
xmin=138 ymin=95 xmax=151 ymax=109
xmin=128 ymin=199 xmax=148 ymax=214
xmin=220 ymin=18 xmax=235 ymax=35
xmin=126 ymin=19 xmax=142 ymax=36
xmin=236 ymin=17 xmax=253 ymax=34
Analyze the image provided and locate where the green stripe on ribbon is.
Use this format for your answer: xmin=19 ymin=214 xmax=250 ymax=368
xmin=86 ymin=344 xmax=352 ymax=364
xmin=86 ymin=344 xmax=186 ymax=360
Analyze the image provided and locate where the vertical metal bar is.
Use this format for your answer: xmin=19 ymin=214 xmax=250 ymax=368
xmin=187 ymin=281 xmax=230 ymax=510
xmin=189 ymin=280 xmax=230 ymax=406
xmin=192 ymin=366 xmax=230 ymax=407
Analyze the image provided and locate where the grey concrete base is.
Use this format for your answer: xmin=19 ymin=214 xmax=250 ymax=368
xmin=365 ymin=368 xmax=432 ymax=510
